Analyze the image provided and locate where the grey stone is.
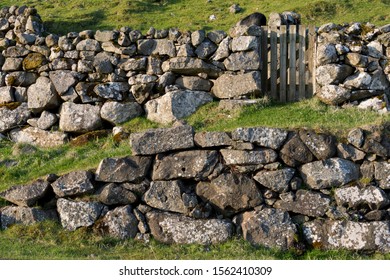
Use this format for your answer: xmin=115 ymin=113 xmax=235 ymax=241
xmin=0 ymin=102 xmax=31 ymax=133
xmin=146 ymin=211 xmax=233 ymax=245
xmin=49 ymin=70 xmax=77 ymax=95
xmin=207 ymin=30 xmax=227 ymax=44
xmin=300 ymin=158 xmax=360 ymax=189
xmin=5 ymin=72 xmax=38 ymax=87
xmin=119 ymin=57 xmax=147 ymax=71
xmin=231 ymin=36 xmax=260 ymax=52
xmin=37 ymin=111 xmax=58 ymax=130
xmin=52 ymin=170 xmax=95 ymax=198
xmin=9 ymin=127 xmax=67 ymax=148
xmin=317 ymin=85 xmax=351 ymax=105
xmin=348 ymin=128 xmax=365 ymax=148
xmin=3 ymin=46 xmax=30 ymax=57
xmin=95 ymin=30 xmax=118 ymax=42
xmin=0 ymin=206 xmax=58 ymax=230
xmin=75 ymin=82 xmax=102 ymax=103
xmin=337 ymin=143 xmax=366 ymax=162
xmin=280 ymin=133 xmax=315 ymax=167
xmin=93 ymin=52 xmax=114 ymax=74
xmin=191 ymin=30 xmax=206 ymax=46
xmin=162 ymin=57 xmax=222 ymax=78
xmin=100 ymin=101 xmax=143 ymax=125
xmin=374 ymin=162 xmax=390 ymax=189
xmin=27 ymin=76 xmax=60 ymax=114
xmin=237 ymin=208 xmax=297 ymax=250
xmin=335 ymin=185 xmax=389 ymax=210
xmin=57 ymin=198 xmax=106 ymax=231
xmin=316 ymin=43 xmax=338 ymax=65
xmin=232 ymin=127 xmax=288 ymax=150
xmin=147 ymin=56 xmax=163 ymax=75
xmin=137 ymin=39 xmax=176 ymax=57
xmin=274 ymin=189 xmax=331 ymax=217
xmin=122 ymin=180 xmax=150 ymax=198
xmin=224 ymin=51 xmax=261 ymax=71
xmin=76 ymin=39 xmax=102 ymax=51
xmin=343 ymin=71 xmax=372 ymax=90
xmin=58 ymin=36 xmax=74 ymax=51
xmin=254 ymin=168 xmax=295 ymax=193
xmin=95 ymin=156 xmax=152 ymax=183
xmin=2 ymin=57 xmax=23 ymax=71
xmin=176 ymin=43 xmax=195 ymax=57
xmin=213 ymin=71 xmax=261 ymax=99
xmin=195 ymin=39 xmax=217 ymax=59
xmin=152 ymin=150 xmax=219 ymax=181
xmin=144 ymin=89 xmax=213 ymax=124
xmin=194 ymin=131 xmax=233 ymax=147
xmin=93 ymin=82 xmax=129 ymax=101
xmin=212 ymin=37 xmax=230 ymax=61
xmin=345 ymin=53 xmax=369 ymax=68
xmin=316 ymin=64 xmax=355 ymax=86
xmin=59 ymin=102 xmax=102 ymax=133
xmin=196 ymin=173 xmax=263 ymax=217
xmin=0 ymin=86 xmax=14 ymax=104
xmin=221 ymin=149 xmax=277 ymax=166
xmin=98 ymin=183 xmax=137 ymax=205
xmin=175 ymin=76 xmax=212 ymax=91
xmin=130 ymin=83 xmax=154 ymax=104
xmin=299 ymin=130 xmax=336 ymax=160
xmin=0 ymin=179 xmax=50 ymax=207
xmin=96 ymin=205 xmax=138 ymax=239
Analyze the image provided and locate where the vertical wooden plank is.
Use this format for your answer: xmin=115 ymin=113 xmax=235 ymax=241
xmin=298 ymin=25 xmax=306 ymax=100
xmin=307 ymin=25 xmax=317 ymax=99
xmin=279 ymin=25 xmax=287 ymax=103
xmin=270 ymin=25 xmax=278 ymax=101
xmin=260 ymin=26 xmax=269 ymax=96
xmin=289 ymin=25 xmax=297 ymax=102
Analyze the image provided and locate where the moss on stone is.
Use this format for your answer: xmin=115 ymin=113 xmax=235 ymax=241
xmin=22 ymin=53 xmax=46 ymax=71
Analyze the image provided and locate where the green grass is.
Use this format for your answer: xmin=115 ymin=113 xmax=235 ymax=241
xmin=0 ymin=0 xmax=389 ymax=34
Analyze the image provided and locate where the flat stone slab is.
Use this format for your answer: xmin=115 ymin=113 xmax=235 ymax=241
xmin=0 ymin=206 xmax=58 ymax=230
xmin=232 ymin=127 xmax=288 ymax=150
xmin=0 ymin=179 xmax=50 ymax=207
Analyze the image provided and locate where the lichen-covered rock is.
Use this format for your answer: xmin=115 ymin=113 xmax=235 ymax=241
xmin=317 ymin=85 xmax=351 ymax=105
xmin=175 ymin=76 xmax=212 ymax=91
xmin=5 ymin=72 xmax=38 ymax=87
xmin=22 ymin=53 xmax=46 ymax=71
xmin=223 ymin=51 xmax=261 ymax=71
xmin=253 ymin=168 xmax=295 ymax=193
xmin=49 ymin=70 xmax=78 ymax=95
xmin=220 ymin=149 xmax=277 ymax=166
xmin=299 ymin=158 xmax=360 ymax=189
xmin=299 ymin=130 xmax=336 ymax=160
xmin=162 ymin=57 xmax=222 ymax=78
xmin=93 ymin=82 xmax=129 ymax=101
xmin=98 ymin=183 xmax=138 ymax=205
xmin=232 ymin=127 xmax=288 ymax=150
xmin=137 ymin=39 xmax=176 ymax=57
xmin=335 ymin=185 xmax=389 ymax=210
xmin=9 ymin=127 xmax=68 ymax=148
xmin=315 ymin=64 xmax=354 ymax=86
xmin=51 ymin=171 xmax=95 ymax=198
xmin=100 ymin=101 xmax=143 ymax=125
xmin=316 ymin=43 xmax=338 ymax=65
xmin=0 ymin=86 xmax=15 ymax=104
xmin=57 ymin=198 xmax=107 ymax=231
xmin=152 ymin=150 xmax=219 ymax=181
xmin=212 ymin=71 xmax=261 ymax=99
xmin=237 ymin=208 xmax=297 ymax=250
xmin=196 ymin=173 xmax=263 ymax=217
xmin=280 ymin=133 xmax=315 ymax=167
xmin=27 ymin=76 xmax=61 ymax=113
xmin=0 ymin=179 xmax=50 ymax=207
xmin=374 ymin=162 xmax=390 ymax=189
xmin=0 ymin=102 xmax=31 ymax=133
xmin=337 ymin=143 xmax=366 ymax=162
xmin=37 ymin=111 xmax=58 ymax=130
xmin=146 ymin=211 xmax=233 ymax=245
xmin=231 ymin=36 xmax=260 ymax=52
xmin=194 ymin=131 xmax=233 ymax=147
xmin=95 ymin=156 xmax=152 ymax=183
xmin=0 ymin=206 xmax=58 ymax=230
xmin=130 ymin=124 xmax=194 ymax=155
xmin=59 ymin=102 xmax=102 ymax=133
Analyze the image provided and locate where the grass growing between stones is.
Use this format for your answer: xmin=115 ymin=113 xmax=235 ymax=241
xmin=0 ymin=221 xmax=389 ymax=260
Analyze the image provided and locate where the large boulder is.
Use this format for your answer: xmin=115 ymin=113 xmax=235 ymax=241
xmin=196 ymin=173 xmax=263 ymax=217
xmin=100 ymin=101 xmax=143 ymax=125
xmin=51 ymin=171 xmax=95 ymax=198
xmin=0 ymin=206 xmax=58 ymax=230
xmin=144 ymin=89 xmax=213 ymax=125
xmin=316 ymin=64 xmax=355 ymax=86
xmin=9 ymin=127 xmax=68 ymax=148
xmin=253 ymin=168 xmax=295 ymax=193
xmin=317 ymin=85 xmax=351 ymax=105
xmin=0 ymin=179 xmax=50 ymax=207
xmin=236 ymin=208 xmax=297 ymax=250
xmin=27 ymin=76 xmax=61 ymax=113
xmin=232 ymin=127 xmax=288 ymax=150
xmin=212 ymin=71 xmax=261 ymax=99
xmin=316 ymin=43 xmax=338 ymax=65
xmin=146 ymin=211 xmax=234 ymax=245
xmin=0 ymin=103 xmax=31 ymax=133
xmin=130 ymin=124 xmax=194 ymax=155
xmin=335 ymin=185 xmax=389 ymax=210
xmin=59 ymin=102 xmax=102 ymax=133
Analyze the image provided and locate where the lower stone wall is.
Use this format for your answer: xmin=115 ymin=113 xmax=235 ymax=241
xmin=1 ymin=122 xmax=390 ymax=252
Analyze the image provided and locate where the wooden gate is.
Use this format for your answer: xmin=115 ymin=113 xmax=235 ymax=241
xmin=260 ymin=25 xmax=317 ymax=102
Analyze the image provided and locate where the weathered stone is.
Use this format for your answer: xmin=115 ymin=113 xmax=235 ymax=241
xmin=22 ymin=53 xmax=46 ymax=71
xmin=335 ymin=185 xmax=389 ymax=210
xmin=130 ymin=83 xmax=154 ymax=104
xmin=300 ymin=158 xmax=360 ymax=189
xmin=2 ymin=57 xmax=23 ymax=71
xmin=3 ymin=46 xmax=30 ymax=57
xmin=59 ymin=102 xmax=102 ymax=133
xmin=144 ymin=89 xmax=213 ymax=124
xmin=221 ymin=149 xmax=277 ymax=166
xmin=37 ymin=111 xmax=58 ymax=130
xmin=316 ymin=64 xmax=355 ymax=86
xmin=93 ymin=52 xmax=114 ymax=74
xmin=224 ymin=51 xmax=261 ymax=71
xmin=212 ymin=71 xmax=261 ymax=99
xmin=343 ymin=71 xmax=372 ymax=89
xmin=0 ymin=179 xmax=50 ymax=207
xmin=119 ymin=57 xmax=147 ymax=71
xmin=0 ymin=102 xmax=31 ymax=133
xmin=146 ymin=211 xmax=233 ymax=245
xmin=93 ymin=82 xmax=129 ymax=101
xmin=0 ymin=86 xmax=14 ymax=104
xmin=57 ymin=198 xmax=106 ymax=231
xmin=194 ymin=131 xmax=233 ymax=147
xmin=212 ymin=37 xmax=230 ymax=61
xmin=152 ymin=150 xmax=219 ymax=181
xmin=191 ymin=30 xmax=206 ymax=46
xmin=9 ymin=127 xmax=67 ymax=148
xmin=196 ymin=173 xmax=263 ymax=217
xmin=361 ymin=138 xmax=388 ymax=158
xmin=98 ymin=183 xmax=137 ymax=205
xmin=374 ymin=162 xmax=390 ymax=189
xmin=100 ymin=101 xmax=143 ymax=125
xmin=207 ymin=30 xmax=227 ymax=44
xmin=299 ymin=130 xmax=336 ymax=160
xmin=96 ymin=205 xmax=138 ymax=239
xmin=337 ymin=143 xmax=366 ymax=162
xmin=95 ymin=156 xmax=152 ymax=183
xmin=274 ymin=190 xmax=331 ymax=217
xmin=76 ymin=39 xmax=102 ymax=51
xmin=52 ymin=171 xmax=94 ymax=198
xmin=175 ymin=76 xmax=212 ymax=91
xmin=147 ymin=56 xmax=163 ymax=75
xmin=231 ymin=36 xmax=260 ymax=52
xmin=0 ymin=206 xmax=58 ymax=230
xmin=194 ymin=39 xmax=217 ymax=59
xmin=365 ymin=210 xmax=387 ymax=221
xmin=280 ymin=133 xmax=315 ymax=167
xmin=162 ymin=57 xmax=222 ymax=78
xmin=5 ymin=72 xmax=38 ymax=87
xmin=49 ymin=70 xmax=77 ymax=95
xmin=137 ymin=39 xmax=176 ymax=57
xmin=237 ymin=208 xmax=297 ymax=250
xmin=348 ymin=128 xmax=365 ymax=148
xmin=95 ymin=30 xmax=118 ymax=42
xmin=370 ymin=69 xmax=390 ymax=90
xmin=27 ymin=76 xmax=60 ymax=114
xmin=317 ymin=84 xmax=351 ymax=105
xmin=143 ymin=180 xmax=196 ymax=214
xmin=232 ymin=127 xmax=288 ymax=150
xmin=254 ymin=168 xmax=295 ymax=193
xmin=316 ymin=43 xmax=338 ymax=65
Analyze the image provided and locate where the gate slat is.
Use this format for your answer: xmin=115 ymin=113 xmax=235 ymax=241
xmin=270 ymin=25 xmax=278 ymax=100
xmin=280 ymin=25 xmax=287 ymax=103
xmin=298 ymin=25 xmax=306 ymax=100
xmin=261 ymin=26 xmax=269 ymax=96
xmin=307 ymin=25 xmax=316 ymax=98
xmin=289 ymin=25 xmax=297 ymax=102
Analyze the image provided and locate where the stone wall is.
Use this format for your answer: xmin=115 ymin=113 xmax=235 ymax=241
xmin=1 ymin=122 xmax=390 ymax=252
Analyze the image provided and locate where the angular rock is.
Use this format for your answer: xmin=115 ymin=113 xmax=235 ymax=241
xmin=374 ymin=162 xmax=390 ymax=189
xmin=144 ymin=89 xmax=213 ymax=124
xmin=221 ymin=149 xmax=277 ymax=166
xmin=337 ymin=143 xmax=366 ymax=162
xmin=345 ymin=53 xmax=369 ymax=68
xmin=212 ymin=71 xmax=261 ymax=99
xmin=130 ymin=83 xmax=154 ymax=104
xmin=146 ymin=211 xmax=233 ymax=245
xmin=224 ymin=50 xmax=261 ymax=71
xmin=119 ymin=57 xmax=147 ymax=71
xmin=191 ymin=30 xmax=205 ymax=46
xmin=0 ymin=206 xmax=58 ymax=230
xmin=76 ymin=39 xmax=102 ymax=51
xmin=5 ymin=72 xmax=38 ymax=87
xmin=231 ymin=36 xmax=260 ymax=52
xmin=162 ymin=57 xmax=222 ymax=78
xmin=93 ymin=52 xmax=114 ymax=74
xmin=196 ymin=173 xmax=263 ymax=217
xmin=2 ymin=57 xmax=23 ymax=71
xmin=175 ymin=76 xmax=212 ymax=91
xmin=316 ymin=43 xmax=338 ymax=65
xmin=317 ymin=84 xmax=351 ymax=105
xmin=237 ymin=208 xmax=297 ymax=250
xmin=299 ymin=158 xmax=360 ymax=189
xmin=232 ymin=127 xmax=288 ymax=150
xmin=59 ymin=102 xmax=102 ymax=133
xmin=207 ymin=30 xmax=227 ymax=44
xmin=100 ymin=101 xmax=143 ymax=125
xmin=348 ymin=128 xmax=365 ymax=148
xmin=212 ymin=37 xmax=230 ymax=61
xmin=49 ymin=70 xmax=77 ymax=95
xmin=37 ymin=111 xmax=58 ymax=130
xmin=274 ymin=190 xmax=331 ymax=217
xmin=0 ymin=179 xmax=50 ymax=207
xmin=93 ymin=82 xmax=129 ymax=101
xmin=253 ymin=168 xmax=295 ymax=193
xmin=152 ymin=150 xmax=219 ymax=181
xmin=280 ymin=133 xmax=315 ymax=167
xmin=4 ymin=46 xmax=30 ymax=57
xmin=95 ymin=156 xmax=152 ymax=183
xmin=9 ymin=127 xmax=68 ymax=148
xmin=52 ymin=170 xmax=95 ymax=198
xmin=335 ymin=185 xmax=389 ymax=210
xmin=194 ymin=39 xmax=217 ymax=59
xmin=27 ymin=76 xmax=61 ymax=114
xmin=299 ymin=130 xmax=336 ymax=160
xmin=137 ymin=39 xmax=176 ymax=57
xmin=22 ymin=53 xmax=47 ymax=71
xmin=343 ymin=71 xmax=372 ymax=89
xmin=98 ymin=183 xmax=137 ymax=205
xmin=96 ymin=205 xmax=138 ymax=239
xmin=194 ymin=131 xmax=233 ymax=147
xmin=0 ymin=86 xmax=14 ymax=104
xmin=57 ymin=198 xmax=106 ymax=231
xmin=0 ymin=102 xmax=31 ymax=133
xmin=95 ymin=30 xmax=118 ymax=42
xmin=316 ymin=64 xmax=355 ymax=86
